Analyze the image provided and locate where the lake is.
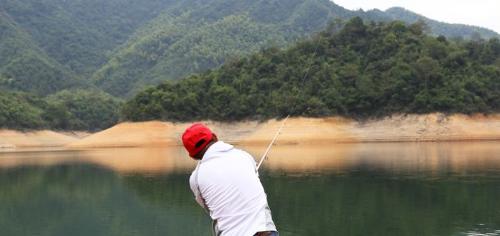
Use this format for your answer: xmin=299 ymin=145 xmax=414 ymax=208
xmin=1 ymin=142 xmax=500 ymax=236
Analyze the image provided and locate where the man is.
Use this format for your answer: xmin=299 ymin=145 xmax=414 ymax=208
xmin=182 ymin=123 xmax=278 ymax=236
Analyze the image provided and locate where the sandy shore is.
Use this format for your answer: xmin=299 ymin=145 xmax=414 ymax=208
xmin=65 ymin=113 xmax=500 ymax=148
xmin=0 ymin=130 xmax=88 ymax=149
xmin=2 ymin=113 xmax=499 ymax=149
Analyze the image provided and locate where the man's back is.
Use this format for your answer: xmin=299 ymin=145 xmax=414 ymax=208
xmin=189 ymin=141 xmax=276 ymax=236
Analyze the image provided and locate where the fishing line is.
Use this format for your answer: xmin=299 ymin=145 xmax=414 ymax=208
xmin=256 ymin=31 xmax=325 ymax=171
xmin=256 ymin=114 xmax=289 ymax=170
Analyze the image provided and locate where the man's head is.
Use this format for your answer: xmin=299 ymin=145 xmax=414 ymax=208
xmin=182 ymin=123 xmax=218 ymax=160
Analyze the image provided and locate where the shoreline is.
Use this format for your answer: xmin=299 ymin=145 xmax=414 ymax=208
xmin=2 ymin=113 xmax=500 ymax=150
xmin=0 ymin=130 xmax=89 ymax=150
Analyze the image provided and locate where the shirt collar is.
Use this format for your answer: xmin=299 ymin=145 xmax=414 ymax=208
xmin=201 ymin=141 xmax=234 ymax=162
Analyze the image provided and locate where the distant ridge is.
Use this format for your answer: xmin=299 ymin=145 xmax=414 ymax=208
xmin=0 ymin=11 xmax=84 ymax=95
xmin=382 ymin=7 xmax=499 ymax=39
xmin=92 ymin=0 xmax=500 ymax=97
xmin=122 ymin=18 xmax=500 ymax=122
xmin=0 ymin=0 xmax=498 ymax=97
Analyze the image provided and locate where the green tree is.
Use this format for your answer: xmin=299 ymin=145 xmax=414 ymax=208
xmin=122 ymin=18 xmax=500 ymax=122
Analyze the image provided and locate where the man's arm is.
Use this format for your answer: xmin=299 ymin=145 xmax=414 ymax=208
xmin=240 ymin=149 xmax=260 ymax=176
xmin=189 ymin=173 xmax=209 ymax=210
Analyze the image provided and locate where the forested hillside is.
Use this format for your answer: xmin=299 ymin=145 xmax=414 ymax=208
xmin=1 ymin=0 xmax=498 ymax=98
xmin=382 ymin=7 xmax=499 ymax=40
xmin=1 ymin=0 xmax=499 ymax=130
xmin=0 ymin=90 xmax=120 ymax=131
xmin=122 ymin=18 xmax=500 ymax=121
xmin=0 ymin=12 xmax=84 ymax=95
xmin=92 ymin=0 xmax=355 ymax=97
xmin=95 ymin=0 xmax=500 ymax=97
xmin=0 ymin=0 xmax=177 ymax=75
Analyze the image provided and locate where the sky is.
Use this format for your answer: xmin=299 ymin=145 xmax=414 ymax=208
xmin=332 ymin=0 xmax=500 ymax=34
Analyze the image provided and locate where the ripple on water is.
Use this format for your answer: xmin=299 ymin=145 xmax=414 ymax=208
xmin=461 ymin=224 xmax=500 ymax=236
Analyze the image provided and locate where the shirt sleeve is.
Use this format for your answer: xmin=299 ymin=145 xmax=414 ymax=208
xmin=241 ymin=150 xmax=259 ymax=175
xmin=189 ymin=171 xmax=207 ymax=209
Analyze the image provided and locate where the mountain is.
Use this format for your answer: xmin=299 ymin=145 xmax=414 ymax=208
xmin=122 ymin=18 xmax=500 ymax=121
xmin=0 ymin=0 xmax=498 ymax=98
xmin=0 ymin=89 xmax=121 ymax=130
xmin=0 ymin=0 xmax=177 ymax=75
xmin=0 ymin=11 xmax=83 ymax=95
xmin=1 ymin=0 xmax=499 ymax=131
xmin=93 ymin=0 xmax=355 ymax=97
xmin=93 ymin=0 xmax=499 ymax=97
xmin=0 ymin=0 xmax=183 ymax=95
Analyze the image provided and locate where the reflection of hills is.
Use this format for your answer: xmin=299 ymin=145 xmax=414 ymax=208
xmin=0 ymin=164 xmax=208 ymax=236
xmin=122 ymin=174 xmax=200 ymax=211
xmin=247 ymin=142 xmax=500 ymax=176
xmin=262 ymin=170 xmax=500 ymax=235
xmin=77 ymin=148 xmax=195 ymax=174
xmin=0 ymin=147 xmax=196 ymax=174
xmin=1 ymin=146 xmax=500 ymax=235
xmin=2 ymin=142 xmax=500 ymax=177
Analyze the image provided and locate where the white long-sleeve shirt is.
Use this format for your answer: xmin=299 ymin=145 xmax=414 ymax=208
xmin=189 ymin=141 xmax=277 ymax=236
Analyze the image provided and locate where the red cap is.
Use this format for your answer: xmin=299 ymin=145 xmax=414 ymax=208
xmin=182 ymin=123 xmax=214 ymax=158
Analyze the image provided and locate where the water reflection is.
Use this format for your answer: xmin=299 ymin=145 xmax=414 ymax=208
xmin=463 ymin=228 xmax=500 ymax=236
xmin=0 ymin=142 xmax=500 ymax=236
xmin=247 ymin=142 xmax=500 ymax=177
xmin=0 ymin=147 xmax=196 ymax=174
xmin=1 ymin=142 xmax=500 ymax=176
xmin=0 ymin=164 xmax=209 ymax=235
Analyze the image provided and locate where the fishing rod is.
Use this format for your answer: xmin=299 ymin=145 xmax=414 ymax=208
xmin=255 ymin=31 xmax=324 ymax=171
xmin=256 ymin=115 xmax=290 ymax=171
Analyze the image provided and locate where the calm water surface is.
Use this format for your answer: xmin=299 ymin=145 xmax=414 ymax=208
xmin=1 ymin=142 xmax=500 ymax=236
